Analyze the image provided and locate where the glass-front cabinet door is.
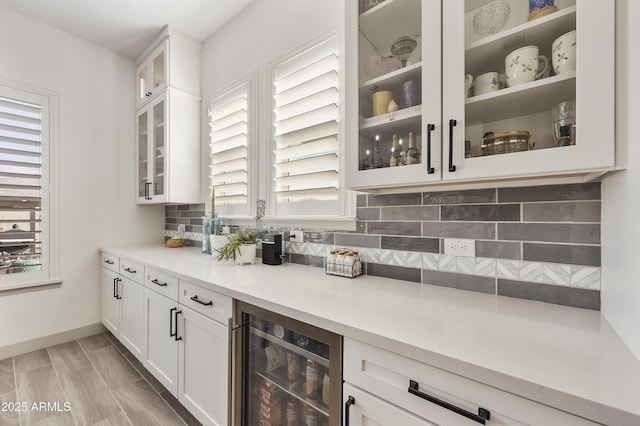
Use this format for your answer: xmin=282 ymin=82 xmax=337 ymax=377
xmin=137 ymin=110 xmax=149 ymax=200
xmin=136 ymin=94 xmax=168 ymax=203
xmin=136 ymin=41 xmax=168 ymax=109
xmin=152 ymin=97 xmax=166 ymax=199
xmin=441 ymin=0 xmax=614 ymax=183
xmin=345 ymin=0 xmax=442 ymax=190
xmin=346 ymin=0 xmax=615 ymax=191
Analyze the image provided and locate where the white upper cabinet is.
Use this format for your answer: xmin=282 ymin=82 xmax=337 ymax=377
xmin=135 ymin=28 xmax=201 ymax=109
xmin=346 ymin=0 xmax=443 ymax=189
xmin=346 ymin=0 xmax=615 ymax=191
xmin=136 ymin=89 xmax=201 ymax=204
xmin=136 ymin=41 xmax=168 ymax=108
xmin=135 ymin=26 xmax=202 ymax=204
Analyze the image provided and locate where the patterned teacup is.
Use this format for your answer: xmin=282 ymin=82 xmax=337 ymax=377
xmin=552 ymin=30 xmax=576 ymax=75
xmin=505 ymin=46 xmax=549 ymax=87
xmin=474 ymin=72 xmax=500 ymax=96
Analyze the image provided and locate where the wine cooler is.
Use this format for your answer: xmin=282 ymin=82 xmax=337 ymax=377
xmin=232 ymin=301 xmax=342 ymax=426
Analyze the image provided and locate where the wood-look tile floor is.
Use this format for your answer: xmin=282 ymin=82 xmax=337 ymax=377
xmin=0 ymin=332 xmax=202 ymax=426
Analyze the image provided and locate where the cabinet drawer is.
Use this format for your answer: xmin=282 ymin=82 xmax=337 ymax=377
xmin=101 ymin=253 xmax=119 ymax=273
xmin=344 ymin=338 xmax=598 ymax=426
xmin=344 ymin=383 xmax=434 ymax=426
xmin=145 ymin=267 xmax=179 ymax=301
xmin=179 ymin=279 xmax=232 ymax=324
xmin=120 ymin=259 xmax=144 ymax=284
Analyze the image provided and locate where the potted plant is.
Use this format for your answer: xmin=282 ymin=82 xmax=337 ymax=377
xmin=215 ymin=228 xmax=259 ymax=265
xmin=209 ymin=227 xmax=229 ymax=253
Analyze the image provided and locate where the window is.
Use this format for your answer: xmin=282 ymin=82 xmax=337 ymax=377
xmin=208 ymin=74 xmax=256 ymax=219
xmin=269 ymin=34 xmax=351 ymax=218
xmin=0 ymin=84 xmax=54 ymax=288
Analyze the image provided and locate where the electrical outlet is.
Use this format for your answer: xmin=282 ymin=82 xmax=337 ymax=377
xmin=290 ymin=230 xmax=304 ymax=243
xmin=177 ymin=224 xmax=186 ymax=233
xmin=444 ymin=238 xmax=475 ymax=257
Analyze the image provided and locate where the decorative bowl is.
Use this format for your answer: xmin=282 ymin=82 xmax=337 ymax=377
xmin=480 ymin=130 xmax=534 ymax=156
xmin=472 ymin=0 xmax=511 ymax=37
xmin=363 ymin=55 xmax=401 ymax=80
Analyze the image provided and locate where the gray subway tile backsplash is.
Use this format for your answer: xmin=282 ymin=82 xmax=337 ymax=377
xmin=367 ymin=221 xmax=422 ymax=236
xmin=289 ymin=253 xmax=324 ymax=268
xmin=423 ymin=189 xmax=496 ymax=205
xmin=357 ymin=207 xmax=380 ymax=221
xmin=498 ymin=223 xmax=600 ymax=244
xmin=367 ymin=193 xmax=422 ymax=206
xmin=476 ymin=240 xmax=521 ymax=260
xmin=522 ymin=201 xmax=601 ymax=222
xmin=381 ymin=236 xmax=439 ymax=253
xmin=441 ymin=204 xmax=520 ymax=222
xmin=523 ymin=243 xmax=601 ymax=266
xmin=497 ymin=279 xmax=600 ymax=310
xmin=334 ymin=233 xmax=380 ymax=249
xmin=166 ymin=183 xmax=603 ymax=310
xmin=498 ymin=183 xmax=600 ymax=203
xmin=381 ymin=205 xmax=439 ymax=221
xmin=304 ymin=232 xmax=334 ymax=245
xmin=367 ymin=263 xmax=421 ymax=283
xmin=423 ymin=222 xmax=496 ymax=240
xmin=423 ymin=270 xmax=495 ymax=294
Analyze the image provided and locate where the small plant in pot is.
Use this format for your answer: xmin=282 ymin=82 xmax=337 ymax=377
xmin=215 ymin=228 xmax=259 ymax=264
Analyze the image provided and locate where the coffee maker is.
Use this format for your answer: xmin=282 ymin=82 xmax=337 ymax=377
xmin=261 ymin=233 xmax=282 ymax=265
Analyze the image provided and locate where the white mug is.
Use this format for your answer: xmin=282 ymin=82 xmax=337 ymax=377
xmin=474 ymin=71 xmax=500 ymax=96
xmin=505 ymin=46 xmax=549 ymax=87
xmin=464 ymin=74 xmax=474 ymax=98
xmin=552 ymin=30 xmax=576 ymax=75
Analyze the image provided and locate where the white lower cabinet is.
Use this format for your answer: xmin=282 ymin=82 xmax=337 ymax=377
xmin=344 ymin=383 xmax=434 ymax=426
xmin=178 ymin=305 xmax=229 ymax=426
xmin=144 ymin=288 xmax=179 ymax=394
xmin=101 ymin=268 xmax=121 ymax=335
xmin=343 ymin=338 xmax=598 ymax=426
xmin=100 ymin=262 xmax=145 ymax=362
xmin=141 ymin=266 xmax=231 ymax=426
xmin=119 ymin=276 xmax=145 ymax=360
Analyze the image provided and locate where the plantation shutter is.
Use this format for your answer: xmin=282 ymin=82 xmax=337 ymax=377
xmin=209 ymin=83 xmax=249 ymax=215
xmin=272 ymin=35 xmax=340 ymax=213
xmin=0 ymin=90 xmax=45 ymax=278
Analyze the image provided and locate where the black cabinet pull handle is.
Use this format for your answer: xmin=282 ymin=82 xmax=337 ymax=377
xmin=144 ymin=182 xmax=152 ymax=200
xmin=190 ymin=295 xmax=213 ymax=306
xmin=448 ymin=119 xmax=457 ymax=172
xmin=345 ymin=396 xmax=355 ymax=426
xmin=426 ymin=123 xmax=435 ymax=174
xmin=104 ymin=259 xmax=114 ymax=265
xmin=124 ymin=267 xmax=136 ymax=274
xmin=408 ymin=380 xmax=490 ymax=424
xmin=174 ymin=310 xmax=183 ymax=341
xmin=170 ymin=307 xmax=177 ymax=337
xmin=114 ymin=278 xmax=121 ymax=300
xmin=151 ymin=278 xmax=167 ymax=287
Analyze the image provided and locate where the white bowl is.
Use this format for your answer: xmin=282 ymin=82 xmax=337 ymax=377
xmin=472 ymin=0 xmax=511 ymax=37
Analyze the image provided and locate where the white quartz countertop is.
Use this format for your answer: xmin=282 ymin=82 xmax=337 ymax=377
xmin=101 ymin=244 xmax=640 ymax=425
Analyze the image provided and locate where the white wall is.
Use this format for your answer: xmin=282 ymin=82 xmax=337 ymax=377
xmin=0 ymin=7 xmax=164 ymax=349
xmin=201 ymin=0 xmax=342 ymax=203
xmin=602 ymin=0 xmax=640 ymax=361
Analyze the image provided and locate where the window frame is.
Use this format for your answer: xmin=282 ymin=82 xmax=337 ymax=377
xmin=204 ymin=71 xmax=258 ymax=224
xmin=265 ymin=30 xmax=355 ymax=230
xmin=0 ymin=78 xmax=60 ymax=290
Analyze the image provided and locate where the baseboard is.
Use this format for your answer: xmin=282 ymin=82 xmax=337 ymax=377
xmin=0 ymin=322 xmax=106 ymax=360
